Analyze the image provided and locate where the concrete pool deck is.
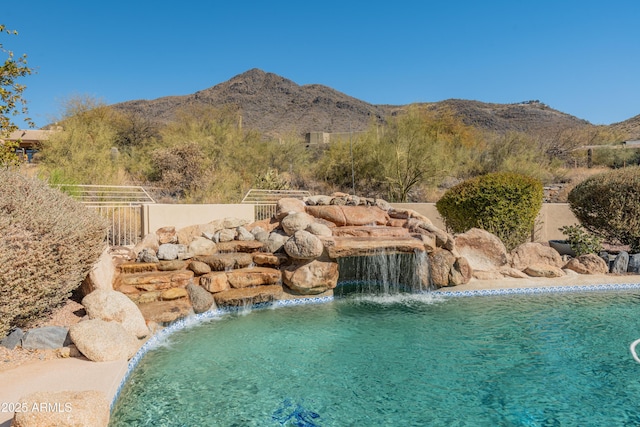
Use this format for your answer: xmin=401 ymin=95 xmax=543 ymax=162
xmin=1 ymin=273 xmax=640 ymax=426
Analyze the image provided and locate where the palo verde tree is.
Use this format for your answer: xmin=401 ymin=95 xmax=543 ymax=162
xmin=0 ymin=25 xmax=33 ymax=166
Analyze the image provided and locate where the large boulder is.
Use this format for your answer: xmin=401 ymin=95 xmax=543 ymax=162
xmin=226 ymin=267 xmax=282 ymax=288
xmin=20 ymin=326 xmax=70 ymax=350
xmin=186 ymin=283 xmax=215 ymax=314
xmin=156 ymin=226 xmax=178 ymax=244
xmin=157 ymin=243 xmax=187 ymax=261
xmin=511 ymin=242 xmax=564 ymax=271
xmin=305 ymin=205 xmax=389 ymax=227
xmin=611 ymin=251 xmax=629 ymax=274
xmin=454 ymin=228 xmax=508 ymax=271
xmin=449 ymin=257 xmax=473 ymax=286
xmin=524 ymin=263 xmax=565 ymax=278
xmin=276 ymin=197 xmax=307 ymax=220
xmin=82 ymin=289 xmax=148 ymax=338
xmin=195 ymin=253 xmax=253 ymax=271
xmin=429 ymin=248 xmax=456 ymax=288
xmin=69 ymin=319 xmax=138 ymax=362
xmin=282 ymin=259 xmax=339 ymax=294
xmin=284 ymin=230 xmax=324 ymax=260
xmin=80 ymin=247 xmax=115 ymax=296
xmin=188 ymin=236 xmax=217 ymax=256
xmin=132 ymin=232 xmax=159 ymax=257
xmin=199 ymin=272 xmax=230 ymax=293
xmin=12 ymin=390 xmax=110 ymax=427
xmin=563 ymin=254 xmax=609 ymax=275
xmin=281 ymin=212 xmax=316 ymax=236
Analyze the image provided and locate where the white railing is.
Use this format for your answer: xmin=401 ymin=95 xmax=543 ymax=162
xmin=56 ymin=185 xmax=156 ymax=246
xmin=241 ymin=189 xmax=311 ymax=220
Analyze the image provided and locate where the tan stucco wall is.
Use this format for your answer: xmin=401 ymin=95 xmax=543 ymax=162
xmin=143 ymin=204 xmax=255 ymax=235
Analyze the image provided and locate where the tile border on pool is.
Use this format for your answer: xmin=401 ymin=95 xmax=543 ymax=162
xmin=110 ymin=283 xmax=640 ymax=411
xmin=435 ymin=282 xmax=640 ymax=297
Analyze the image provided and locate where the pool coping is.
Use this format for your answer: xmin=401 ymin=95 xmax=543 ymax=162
xmin=110 ymin=280 xmax=640 ymax=412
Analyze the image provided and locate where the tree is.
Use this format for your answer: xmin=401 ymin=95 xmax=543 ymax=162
xmin=1 ymin=25 xmax=33 ymax=166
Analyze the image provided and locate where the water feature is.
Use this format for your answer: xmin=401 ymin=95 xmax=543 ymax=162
xmin=336 ymin=251 xmax=431 ymax=295
xmin=110 ymin=290 xmax=640 ymax=426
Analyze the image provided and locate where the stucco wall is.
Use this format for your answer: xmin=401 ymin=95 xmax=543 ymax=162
xmin=143 ymin=204 xmax=255 ymax=235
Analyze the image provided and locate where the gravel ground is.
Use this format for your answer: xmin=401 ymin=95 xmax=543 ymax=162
xmin=0 ymin=299 xmax=86 ymax=372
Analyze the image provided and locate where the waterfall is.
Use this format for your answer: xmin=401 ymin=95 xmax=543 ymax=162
xmin=335 ymin=250 xmax=432 ymax=296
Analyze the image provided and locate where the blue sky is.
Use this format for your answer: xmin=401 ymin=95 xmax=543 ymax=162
xmin=4 ymin=0 xmax=639 ymax=128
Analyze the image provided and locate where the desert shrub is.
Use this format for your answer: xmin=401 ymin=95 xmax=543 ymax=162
xmin=0 ymin=170 xmax=107 ymax=337
xmin=436 ymin=172 xmax=543 ymax=250
xmin=568 ymin=166 xmax=640 ymax=251
xmin=559 ymin=224 xmax=603 ymax=256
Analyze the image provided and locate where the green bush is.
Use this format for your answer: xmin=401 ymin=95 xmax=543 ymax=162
xmin=0 ymin=170 xmax=107 ymax=337
xmin=559 ymin=224 xmax=603 ymax=256
xmin=567 ymin=166 xmax=640 ymax=252
xmin=436 ymin=172 xmax=543 ymax=250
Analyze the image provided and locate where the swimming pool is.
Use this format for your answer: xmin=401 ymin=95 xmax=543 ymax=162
xmin=110 ymin=289 xmax=640 ymax=426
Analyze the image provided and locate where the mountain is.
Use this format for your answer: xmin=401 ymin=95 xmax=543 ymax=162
xmin=113 ymin=68 xmax=635 ymax=139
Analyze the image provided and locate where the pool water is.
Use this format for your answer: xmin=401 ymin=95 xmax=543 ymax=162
xmin=110 ymin=291 xmax=640 ymax=426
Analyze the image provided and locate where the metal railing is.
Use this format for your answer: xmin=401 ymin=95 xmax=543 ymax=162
xmin=241 ymin=189 xmax=311 ymax=220
xmin=56 ymin=185 xmax=156 ymax=246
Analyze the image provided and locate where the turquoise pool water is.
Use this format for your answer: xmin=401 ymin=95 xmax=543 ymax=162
xmin=110 ymin=291 xmax=640 ymax=426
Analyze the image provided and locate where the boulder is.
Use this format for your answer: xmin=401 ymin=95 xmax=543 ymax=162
xmin=176 ymin=224 xmax=202 ymax=246
xmin=284 ymin=230 xmax=324 ymax=260
xmin=305 ymin=222 xmax=333 ymax=237
xmin=524 ymin=263 xmax=565 ymax=278
xmin=1 ymin=328 xmax=24 ymax=350
xmin=80 ymin=246 xmax=115 ymax=296
xmin=511 ymin=242 xmax=564 ymax=271
xmin=132 ymin=232 xmax=159 ymax=257
xmin=136 ymin=248 xmax=159 ymax=263
xmin=82 ymin=289 xmax=148 ymax=338
xmin=217 ymin=228 xmax=236 ymax=242
xmin=188 ymin=260 xmax=212 ymax=275
xmin=281 ymin=212 xmax=316 ymax=236
xmin=195 ymin=253 xmax=253 ymax=271
xmin=455 ymin=228 xmax=508 ymax=271
xmin=305 ymin=205 xmax=389 ymax=227
xmin=266 ymin=231 xmax=288 ymax=253
xmin=156 ymin=226 xmax=177 ymax=244
xmin=186 ymin=283 xmax=215 ymax=314
xmin=137 ymin=300 xmax=193 ymax=324
xmin=213 ymin=285 xmax=284 ymax=307
xmin=611 ymin=251 xmax=629 ymax=274
xmin=215 ymin=240 xmax=264 ymax=253
xmin=157 ymin=243 xmax=187 ymax=261
xmin=226 ymin=267 xmax=282 ymax=288
xmin=449 ymin=257 xmax=472 ymax=286
xmin=276 ymin=197 xmax=307 ymax=219
xmin=119 ymin=270 xmax=194 ymax=290
xmin=563 ymin=254 xmax=609 ymax=275
xmin=69 ymin=319 xmax=138 ymax=362
xmin=429 ymin=248 xmax=456 ymax=288
xmin=20 ymin=326 xmax=71 ymax=350
xmin=252 ymin=252 xmax=287 ymax=267
xmin=161 ymin=287 xmax=189 ymax=300
xmin=236 ymin=226 xmax=255 ymax=241
xmin=283 ymin=259 xmax=339 ymax=294
xmin=199 ymin=272 xmax=230 ymax=293
xmin=188 ymin=236 xmax=217 ymax=256
xmin=12 ymin=390 xmax=110 ymax=427
xmin=499 ymin=266 xmax=530 ymax=278
xmin=157 ymin=260 xmax=188 ymax=271
xmin=629 ymin=254 xmax=640 ymax=273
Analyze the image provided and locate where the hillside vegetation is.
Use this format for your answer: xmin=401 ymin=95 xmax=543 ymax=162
xmin=33 ymin=69 xmax=639 ymax=203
